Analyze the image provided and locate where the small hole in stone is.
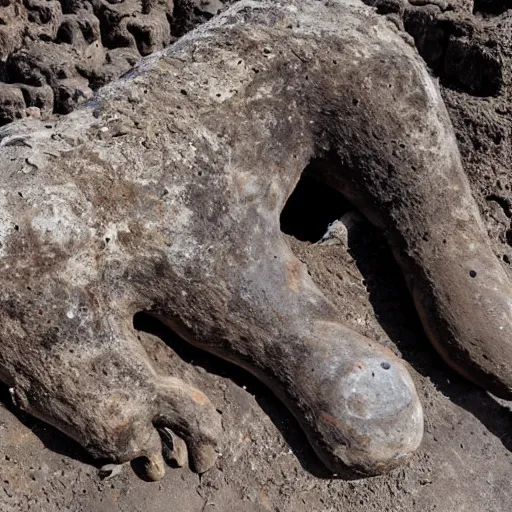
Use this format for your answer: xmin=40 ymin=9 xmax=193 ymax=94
xmin=381 ymin=362 xmax=391 ymax=370
xmin=18 ymin=192 xmax=23 ymax=198
xmin=105 ymin=237 xmax=111 ymax=243
xmin=14 ymin=225 xmax=19 ymax=231
xmin=198 ymin=171 xmax=203 ymax=176
xmin=280 ymin=163 xmax=350 ymax=243
xmin=503 ymin=254 xmax=510 ymax=264
xmin=180 ymin=89 xmax=187 ymax=96
xmin=469 ymin=270 xmax=477 ymax=278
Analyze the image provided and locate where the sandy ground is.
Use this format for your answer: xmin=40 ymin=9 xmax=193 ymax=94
xmin=1 ymin=2 xmax=512 ymax=511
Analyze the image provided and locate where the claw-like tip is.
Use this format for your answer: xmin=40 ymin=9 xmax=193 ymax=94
xmin=98 ymin=463 xmax=126 ymax=481
xmin=191 ymin=444 xmax=218 ymax=474
xmin=142 ymin=451 xmax=166 ymax=481
xmin=159 ymin=427 xmax=188 ymax=467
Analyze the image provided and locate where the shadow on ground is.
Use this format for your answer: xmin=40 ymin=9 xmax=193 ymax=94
xmin=0 ymin=383 xmax=95 ymax=465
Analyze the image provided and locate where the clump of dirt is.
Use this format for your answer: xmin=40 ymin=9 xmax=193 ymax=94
xmin=0 ymin=1 xmax=511 ymax=511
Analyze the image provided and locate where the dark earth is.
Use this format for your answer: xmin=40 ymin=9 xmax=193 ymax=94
xmin=0 ymin=0 xmax=511 ymax=511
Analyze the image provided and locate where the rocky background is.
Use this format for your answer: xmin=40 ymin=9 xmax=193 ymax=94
xmin=0 ymin=1 xmax=511 ymax=511
xmin=0 ymin=0 xmax=233 ymax=123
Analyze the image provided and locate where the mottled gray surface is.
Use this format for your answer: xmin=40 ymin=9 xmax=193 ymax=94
xmin=0 ymin=0 xmax=511 ymax=511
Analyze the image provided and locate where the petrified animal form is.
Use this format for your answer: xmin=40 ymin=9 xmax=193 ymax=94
xmin=0 ymin=0 xmax=510 ymax=481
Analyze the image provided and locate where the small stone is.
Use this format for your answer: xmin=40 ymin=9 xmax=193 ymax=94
xmin=0 ymin=84 xmax=26 ymax=126
xmin=25 ymin=106 xmax=41 ymax=119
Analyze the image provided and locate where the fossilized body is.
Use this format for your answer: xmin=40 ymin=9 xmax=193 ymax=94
xmin=0 ymin=0 xmax=510 ymax=481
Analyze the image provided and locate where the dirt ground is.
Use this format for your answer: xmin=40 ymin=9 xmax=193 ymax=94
xmin=1 ymin=1 xmax=512 ymax=511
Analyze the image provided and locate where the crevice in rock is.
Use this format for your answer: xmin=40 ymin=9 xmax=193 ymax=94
xmin=280 ymin=166 xmax=350 ymax=243
xmin=362 ymin=0 xmax=504 ymax=97
xmin=486 ymin=194 xmax=512 ymax=218
xmin=127 ymin=23 xmax=153 ymax=56
xmin=473 ymin=0 xmax=511 ymax=15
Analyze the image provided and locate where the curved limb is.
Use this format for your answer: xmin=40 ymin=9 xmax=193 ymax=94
xmin=0 ymin=293 xmax=221 ymax=480
xmin=310 ymin=26 xmax=512 ymax=397
xmin=153 ymin=228 xmax=423 ymax=476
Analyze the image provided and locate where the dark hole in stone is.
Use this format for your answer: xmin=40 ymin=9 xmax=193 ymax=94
xmin=473 ymin=0 xmax=511 ymax=15
xmin=97 ymin=14 xmax=132 ymax=51
xmin=56 ymin=23 xmax=73 ymax=45
xmin=280 ymin=168 xmax=349 ymax=243
xmin=469 ymin=270 xmax=477 ymax=278
xmin=127 ymin=24 xmax=153 ymax=56
xmin=506 ymin=229 xmax=512 ymax=247
xmin=80 ymin=21 xmax=97 ymax=45
xmin=381 ymin=362 xmax=391 ymax=370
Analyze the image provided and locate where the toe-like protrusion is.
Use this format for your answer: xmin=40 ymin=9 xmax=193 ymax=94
xmin=153 ymin=376 xmax=222 ymax=474
xmin=297 ymin=323 xmax=424 ymax=477
xmin=159 ymin=426 xmax=188 ymax=467
xmin=329 ymin=355 xmax=423 ymax=475
xmin=188 ymin=443 xmax=219 ymax=474
xmin=99 ymin=463 xmax=127 ymax=481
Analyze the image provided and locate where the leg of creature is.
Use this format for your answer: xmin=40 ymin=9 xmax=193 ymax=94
xmin=155 ymin=230 xmax=424 ymax=477
xmin=310 ymin=28 xmax=512 ymax=398
xmin=0 ymin=290 xmax=221 ymax=480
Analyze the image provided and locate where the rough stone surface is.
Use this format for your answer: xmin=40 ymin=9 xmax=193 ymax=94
xmin=0 ymin=0 xmax=511 ymax=511
xmin=363 ymin=0 xmax=505 ymax=96
xmin=0 ymin=0 xmax=234 ymax=122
